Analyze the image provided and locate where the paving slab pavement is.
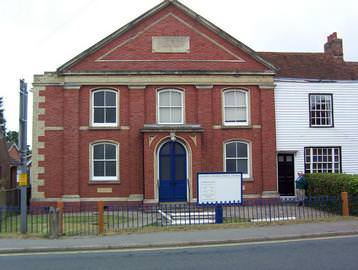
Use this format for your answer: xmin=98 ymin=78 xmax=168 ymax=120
xmin=0 ymin=220 xmax=357 ymax=254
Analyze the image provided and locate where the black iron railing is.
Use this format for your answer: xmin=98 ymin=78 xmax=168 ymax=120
xmin=0 ymin=195 xmax=356 ymax=236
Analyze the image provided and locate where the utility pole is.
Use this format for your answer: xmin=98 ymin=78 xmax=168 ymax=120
xmin=19 ymin=79 xmax=28 ymax=233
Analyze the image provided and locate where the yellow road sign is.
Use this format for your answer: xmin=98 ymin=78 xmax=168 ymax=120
xmin=18 ymin=173 xmax=28 ymax=187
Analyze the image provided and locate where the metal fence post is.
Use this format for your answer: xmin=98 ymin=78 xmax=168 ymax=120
xmin=341 ymin=192 xmax=349 ymax=217
xmin=98 ymin=201 xmax=104 ymax=234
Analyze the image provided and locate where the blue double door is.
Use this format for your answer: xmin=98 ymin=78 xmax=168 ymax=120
xmin=159 ymin=141 xmax=187 ymax=202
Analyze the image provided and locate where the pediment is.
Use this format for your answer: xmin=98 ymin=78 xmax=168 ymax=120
xmin=59 ymin=0 xmax=275 ymax=74
xmin=96 ymin=13 xmax=245 ymax=64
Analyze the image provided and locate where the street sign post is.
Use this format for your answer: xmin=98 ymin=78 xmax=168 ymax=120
xmin=19 ymin=79 xmax=28 ymax=233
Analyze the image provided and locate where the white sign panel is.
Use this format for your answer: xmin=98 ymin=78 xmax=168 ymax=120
xmin=198 ymin=173 xmax=242 ymax=205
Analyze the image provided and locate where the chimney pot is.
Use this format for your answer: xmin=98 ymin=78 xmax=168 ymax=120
xmin=327 ymin=32 xmax=337 ymax=42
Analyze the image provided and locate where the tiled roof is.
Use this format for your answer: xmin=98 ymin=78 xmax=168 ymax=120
xmin=259 ymin=52 xmax=358 ymax=80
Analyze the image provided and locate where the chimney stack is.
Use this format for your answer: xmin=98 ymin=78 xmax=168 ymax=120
xmin=324 ymin=32 xmax=343 ymax=60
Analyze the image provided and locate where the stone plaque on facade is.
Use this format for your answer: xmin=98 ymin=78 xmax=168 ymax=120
xmin=97 ymin=188 xmax=113 ymax=193
xmin=152 ymin=36 xmax=190 ymax=53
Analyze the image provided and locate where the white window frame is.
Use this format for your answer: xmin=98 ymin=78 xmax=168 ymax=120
xmin=309 ymin=94 xmax=333 ymax=127
xmin=304 ymin=146 xmax=341 ymax=174
xmin=91 ymin=142 xmax=119 ymax=181
xmin=157 ymin=89 xmax=184 ymax=124
xmin=223 ymin=89 xmax=249 ymax=126
xmin=224 ymin=141 xmax=250 ymax=178
xmin=91 ymin=89 xmax=118 ymax=127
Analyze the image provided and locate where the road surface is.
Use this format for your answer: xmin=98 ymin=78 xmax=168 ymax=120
xmin=0 ymin=235 xmax=357 ymax=270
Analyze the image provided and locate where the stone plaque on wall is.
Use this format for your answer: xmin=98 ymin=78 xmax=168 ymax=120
xmin=152 ymin=36 xmax=190 ymax=53
xmin=97 ymin=188 xmax=113 ymax=193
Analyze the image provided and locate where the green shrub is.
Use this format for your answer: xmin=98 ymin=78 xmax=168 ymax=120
xmin=306 ymin=173 xmax=358 ymax=196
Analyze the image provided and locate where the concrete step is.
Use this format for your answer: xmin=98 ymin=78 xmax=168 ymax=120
xmin=158 ymin=209 xmax=216 ymax=225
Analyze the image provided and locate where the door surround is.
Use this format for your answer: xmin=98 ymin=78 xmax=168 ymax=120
xmin=154 ymin=136 xmax=192 ymax=203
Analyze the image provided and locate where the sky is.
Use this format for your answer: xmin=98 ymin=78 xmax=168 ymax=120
xmin=1 ymin=0 xmax=357 ymax=144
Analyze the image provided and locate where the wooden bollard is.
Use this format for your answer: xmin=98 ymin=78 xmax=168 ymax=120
xmin=56 ymin=201 xmax=64 ymax=235
xmin=98 ymin=201 xmax=104 ymax=234
xmin=341 ymin=192 xmax=349 ymax=217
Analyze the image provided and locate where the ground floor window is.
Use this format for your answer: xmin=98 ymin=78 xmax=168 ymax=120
xmin=224 ymin=141 xmax=250 ymax=177
xmin=304 ymin=147 xmax=341 ymax=173
xmin=91 ymin=142 xmax=118 ymax=181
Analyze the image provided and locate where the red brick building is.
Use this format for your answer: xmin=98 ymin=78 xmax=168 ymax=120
xmin=0 ymin=139 xmax=19 ymax=206
xmin=32 ymin=0 xmax=278 ymax=205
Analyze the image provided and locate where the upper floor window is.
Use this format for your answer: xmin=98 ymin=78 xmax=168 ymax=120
xmin=157 ymin=89 xmax=184 ymax=124
xmin=223 ymin=90 xmax=248 ymax=126
xmin=92 ymin=89 xmax=118 ymax=127
xmin=309 ymin=94 xmax=333 ymax=127
xmin=304 ymin=146 xmax=341 ymax=173
xmin=91 ymin=142 xmax=118 ymax=181
xmin=224 ymin=141 xmax=250 ymax=178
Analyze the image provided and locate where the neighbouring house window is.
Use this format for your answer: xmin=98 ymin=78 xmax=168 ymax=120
xmin=92 ymin=89 xmax=118 ymax=127
xmin=91 ymin=142 xmax=118 ymax=181
xmin=309 ymin=94 xmax=333 ymax=127
xmin=304 ymin=147 xmax=341 ymax=173
xmin=157 ymin=89 xmax=184 ymax=124
xmin=223 ymin=89 xmax=248 ymax=126
xmin=224 ymin=141 xmax=250 ymax=177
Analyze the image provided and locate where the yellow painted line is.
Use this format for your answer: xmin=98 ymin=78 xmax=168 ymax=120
xmin=1 ymin=234 xmax=357 ymax=257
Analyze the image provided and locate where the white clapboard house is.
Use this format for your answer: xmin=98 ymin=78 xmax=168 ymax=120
xmin=260 ymin=32 xmax=358 ymax=196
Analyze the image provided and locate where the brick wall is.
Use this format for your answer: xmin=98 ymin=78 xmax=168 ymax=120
xmin=36 ymin=83 xmax=277 ymax=202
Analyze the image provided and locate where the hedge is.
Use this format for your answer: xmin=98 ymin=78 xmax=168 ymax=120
xmin=306 ymin=173 xmax=358 ymax=196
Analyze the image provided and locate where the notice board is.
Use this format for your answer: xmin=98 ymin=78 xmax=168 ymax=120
xmin=197 ymin=172 xmax=243 ymax=205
